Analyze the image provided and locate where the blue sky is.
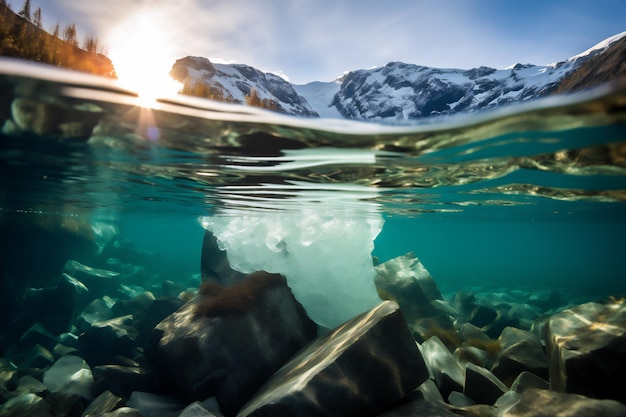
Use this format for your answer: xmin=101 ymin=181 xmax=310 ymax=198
xmin=28 ymin=0 xmax=626 ymax=84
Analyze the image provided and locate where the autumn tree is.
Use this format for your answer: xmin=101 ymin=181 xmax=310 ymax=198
xmin=245 ymin=88 xmax=262 ymax=107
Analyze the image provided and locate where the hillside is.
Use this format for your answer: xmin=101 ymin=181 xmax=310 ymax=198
xmin=0 ymin=2 xmax=116 ymax=78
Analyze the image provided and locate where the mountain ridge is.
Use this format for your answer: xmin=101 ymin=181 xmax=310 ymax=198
xmin=173 ymin=31 xmax=626 ymax=120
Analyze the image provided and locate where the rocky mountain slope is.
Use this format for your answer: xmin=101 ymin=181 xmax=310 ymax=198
xmin=173 ymin=31 xmax=626 ymax=120
xmin=170 ymin=56 xmax=318 ymax=117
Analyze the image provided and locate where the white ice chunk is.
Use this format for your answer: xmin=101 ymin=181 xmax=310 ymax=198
xmin=201 ymin=211 xmax=383 ymax=329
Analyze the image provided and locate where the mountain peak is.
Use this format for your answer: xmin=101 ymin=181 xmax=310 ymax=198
xmin=171 ymin=31 xmax=626 ymax=120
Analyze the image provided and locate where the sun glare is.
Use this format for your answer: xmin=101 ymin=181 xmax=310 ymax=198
xmin=108 ymin=10 xmax=182 ymax=107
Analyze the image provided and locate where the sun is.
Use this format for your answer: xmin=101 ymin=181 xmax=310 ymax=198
xmin=107 ymin=9 xmax=182 ymax=107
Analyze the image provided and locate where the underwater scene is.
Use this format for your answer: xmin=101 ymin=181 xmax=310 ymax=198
xmin=1 ymin=59 xmax=626 ymax=417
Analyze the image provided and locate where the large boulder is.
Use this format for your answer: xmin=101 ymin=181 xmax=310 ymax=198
xmin=237 ymin=300 xmax=428 ymax=417
xmin=146 ymin=271 xmax=317 ymax=416
xmin=374 ymin=252 xmax=443 ymax=322
xmin=12 ymin=274 xmax=89 ymax=335
xmin=544 ymin=295 xmax=626 ymax=403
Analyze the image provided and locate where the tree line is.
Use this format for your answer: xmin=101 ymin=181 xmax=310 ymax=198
xmin=181 ymin=79 xmax=281 ymax=111
xmin=0 ymin=0 xmax=116 ymax=77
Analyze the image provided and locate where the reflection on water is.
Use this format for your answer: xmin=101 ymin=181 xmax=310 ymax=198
xmin=1 ymin=58 xmax=626 ymax=219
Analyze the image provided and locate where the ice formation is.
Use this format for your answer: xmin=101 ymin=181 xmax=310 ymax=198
xmin=200 ymin=211 xmax=383 ymax=329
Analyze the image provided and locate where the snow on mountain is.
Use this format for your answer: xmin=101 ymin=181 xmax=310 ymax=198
xmin=566 ymin=30 xmax=626 ymax=64
xmin=170 ymin=56 xmax=318 ymax=117
xmin=171 ymin=31 xmax=625 ymax=120
xmin=292 ymin=81 xmax=342 ymax=118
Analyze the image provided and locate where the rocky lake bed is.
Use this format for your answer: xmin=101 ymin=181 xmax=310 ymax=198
xmin=1 ymin=222 xmax=626 ymax=417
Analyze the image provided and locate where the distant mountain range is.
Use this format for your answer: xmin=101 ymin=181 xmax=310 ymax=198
xmin=171 ymin=32 xmax=626 ymax=120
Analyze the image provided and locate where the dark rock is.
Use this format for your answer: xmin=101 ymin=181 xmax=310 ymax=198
xmin=75 ymin=297 xmax=115 ymax=333
xmin=374 ymin=252 xmax=443 ymax=322
xmin=111 ymin=292 xmax=155 ymax=318
xmin=463 ymin=363 xmax=508 ymax=405
xmin=469 ymin=305 xmax=497 ymax=328
xmin=146 ymin=272 xmax=317 ymax=416
xmin=451 ymin=292 xmax=478 ymax=317
xmin=126 ymin=391 xmax=185 ymax=417
xmin=447 ymin=404 xmax=498 ymax=417
xmin=483 ymin=316 xmax=520 ymax=339
xmin=200 ymin=231 xmax=246 ymax=285
xmin=92 ymin=364 xmax=162 ymax=398
xmin=13 ymin=273 xmax=90 ymax=335
xmin=64 ymin=260 xmax=120 ymax=299
xmin=161 ymin=280 xmax=185 ymax=298
xmin=545 ymin=295 xmax=626 ymax=403
xmin=81 ymin=390 xmax=123 ymax=416
xmin=510 ymin=371 xmax=549 ymax=394
xmin=133 ymin=297 xmax=184 ymax=345
xmin=491 ymin=327 xmax=548 ymax=386
xmin=18 ymin=324 xmax=59 ymax=351
xmin=420 ymin=336 xmax=465 ymax=398
xmin=78 ymin=315 xmax=138 ymax=366
xmin=378 ymin=398 xmax=460 ymax=417
xmin=43 ymin=355 xmax=94 ymax=401
xmin=11 ymin=344 xmax=54 ymax=370
xmin=0 ymin=393 xmax=54 ymax=417
xmin=44 ymin=391 xmax=85 ymax=417
xmin=503 ymin=388 xmax=626 ymax=417
xmin=15 ymin=375 xmax=47 ymax=396
xmin=0 ymin=212 xmax=97 ymax=340
xmin=237 ymin=300 xmax=428 ymax=417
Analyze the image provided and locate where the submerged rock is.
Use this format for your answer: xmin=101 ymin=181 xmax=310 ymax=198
xmin=64 ymin=260 xmax=121 ymax=300
xmin=92 ymin=364 xmax=162 ymax=398
xmin=81 ymin=390 xmax=124 ymax=417
xmin=503 ymin=388 xmax=626 ymax=417
xmin=0 ymin=393 xmax=53 ymax=417
xmin=491 ymin=327 xmax=548 ymax=387
xmin=200 ymin=231 xmax=246 ymax=285
xmin=78 ymin=315 xmax=138 ymax=366
xmin=420 ymin=335 xmax=465 ymax=398
xmin=374 ymin=251 xmax=443 ymax=322
xmin=43 ymin=355 xmax=94 ymax=401
xmin=146 ymin=272 xmax=317 ymax=416
xmin=378 ymin=398 xmax=460 ymax=417
xmin=13 ymin=273 xmax=89 ymax=335
xmin=463 ymin=362 xmax=508 ymax=405
xmin=237 ymin=300 xmax=428 ymax=417
xmin=545 ymin=295 xmax=626 ymax=403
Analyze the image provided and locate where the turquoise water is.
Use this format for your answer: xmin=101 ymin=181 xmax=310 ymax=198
xmin=1 ymin=58 xmax=626 ymax=313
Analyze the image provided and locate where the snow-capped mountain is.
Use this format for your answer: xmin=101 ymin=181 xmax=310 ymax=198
xmin=169 ymin=56 xmax=318 ymax=117
xmin=296 ymin=31 xmax=626 ymax=121
xmin=172 ymin=31 xmax=626 ymax=120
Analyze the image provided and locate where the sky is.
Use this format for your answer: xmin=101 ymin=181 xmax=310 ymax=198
xmin=26 ymin=0 xmax=626 ymax=85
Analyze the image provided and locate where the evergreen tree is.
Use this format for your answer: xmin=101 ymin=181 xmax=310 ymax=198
xmin=32 ymin=6 xmax=41 ymax=28
xmin=18 ymin=0 xmax=30 ymax=21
